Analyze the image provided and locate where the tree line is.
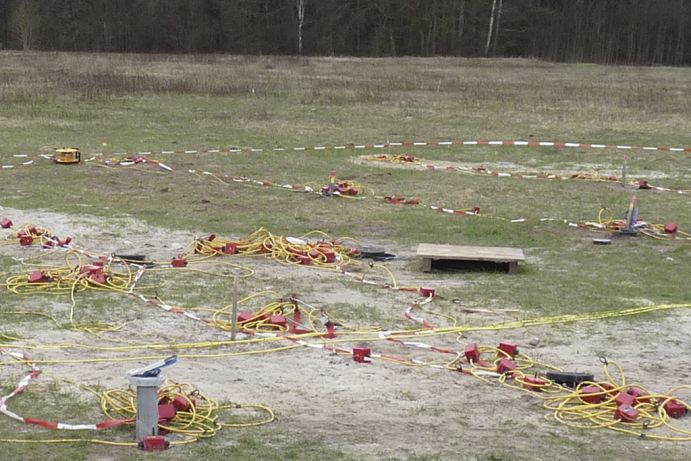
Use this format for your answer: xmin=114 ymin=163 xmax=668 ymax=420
xmin=1 ymin=0 xmax=689 ymax=66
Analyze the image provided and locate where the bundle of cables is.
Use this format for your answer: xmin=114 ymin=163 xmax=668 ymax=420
xmin=5 ymin=251 xmax=135 ymax=333
xmin=0 ymin=223 xmax=72 ymax=249
xmin=0 ymin=350 xmax=273 ymax=447
xmin=453 ymin=343 xmax=691 ymax=441
xmin=591 ymin=208 xmax=690 ymax=240
xmin=99 ymin=381 xmax=274 ymax=442
xmin=177 ymin=228 xmax=361 ymax=268
xmin=365 ymin=153 xmax=417 ymax=164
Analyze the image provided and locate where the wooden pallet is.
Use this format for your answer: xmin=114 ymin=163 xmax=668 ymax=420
xmin=417 ymin=243 xmax=525 ymax=274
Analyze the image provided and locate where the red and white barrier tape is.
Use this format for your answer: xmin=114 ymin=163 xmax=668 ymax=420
xmin=0 ymin=349 xmax=129 ymax=431
xmin=403 ymin=292 xmax=436 ymax=329
xmin=366 ymin=154 xmax=690 ymax=195
xmin=280 ymin=296 xmax=460 ymax=369
xmin=87 ymin=139 xmax=691 ymax=155
xmin=133 ymin=292 xmax=207 ymax=323
xmin=187 ymin=168 xmax=527 ymax=222
xmin=182 ymin=170 xmax=689 ymax=237
xmin=2 ymin=137 xmax=689 ymax=169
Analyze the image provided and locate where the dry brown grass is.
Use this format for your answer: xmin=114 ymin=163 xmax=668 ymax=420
xmin=1 ymin=52 xmax=689 ymax=149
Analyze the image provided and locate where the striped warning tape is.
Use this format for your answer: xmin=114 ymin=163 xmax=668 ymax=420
xmin=364 ymin=154 xmax=691 ymax=195
xmin=0 ymin=349 xmax=130 ymax=431
xmin=2 ymin=154 xmax=686 ymax=240
xmin=87 ymin=138 xmax=691 ymax=155
xmin=46 ymin=232 xmax=438 ymax=331
xmin=2 ymin=137 xmax=690 ymax=170
xmin=101 ymin=162 xmax=688 ymax=239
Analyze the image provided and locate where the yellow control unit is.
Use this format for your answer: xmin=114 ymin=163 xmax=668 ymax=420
xmin=53 ymin=147 xmax=81 ymax=164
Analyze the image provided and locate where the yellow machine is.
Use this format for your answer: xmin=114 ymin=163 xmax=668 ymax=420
xmin=53 ymin=147 xmax=81 ymax=164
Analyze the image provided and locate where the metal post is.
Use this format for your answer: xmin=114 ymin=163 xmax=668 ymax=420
xmin=230 ymin=269 xmax=239 ymax=340
xmin=328 ymin=170 xmax=337 ymax=197
xmin=127 ymin=374 xmax=165 ymax=444
xmin=622 ymin=156 xmax=628 ymax=188
xmin=624 ymin=195 xmax=637 ymax=234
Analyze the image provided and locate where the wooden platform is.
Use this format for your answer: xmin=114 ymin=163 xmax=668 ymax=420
xmin=417 ymin=243 xmax=525 ymax=273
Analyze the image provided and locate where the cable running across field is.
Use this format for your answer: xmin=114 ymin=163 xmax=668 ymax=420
xmin=2 ymin=219 xmax=691 ymax=353
xmin=95 ymin=155 xmax=690 ymax=240
xmin=2 ymin=223 xmax=691 ymax=446
xmin=192 ymin=168 xmax=691 ymax=242
xmin=188 ymin=167 xmax=691 ymax=240
xmin=0 ymin=349 xmax=274 ymax=447
xmin=2 ymin=226 xmax=405 ymax=333
xmin=1 ymin=136 xmax=689 ymax=449
xmin=3 ymin=136 xmax=690 ymax=171
xmin=6 ymin=150 xmax=685 ymax=241
xmin=364 ymin=153 xmax=691 ymax=195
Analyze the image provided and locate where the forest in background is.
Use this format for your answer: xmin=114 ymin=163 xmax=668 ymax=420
xmin=1 ymin=0 xmax=689 ymax=66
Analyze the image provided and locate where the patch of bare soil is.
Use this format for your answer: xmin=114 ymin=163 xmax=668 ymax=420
xmin=1 ymin=206 xmax=690 ymax=460
xmin=354 ymin=155 xmax=682 ymax=181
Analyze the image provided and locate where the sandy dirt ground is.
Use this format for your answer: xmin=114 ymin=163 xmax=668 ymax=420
xmin=1 ymin=205 xmax=690 ymax=460
xmin=354 ymin=154 xmax=691 ymax=182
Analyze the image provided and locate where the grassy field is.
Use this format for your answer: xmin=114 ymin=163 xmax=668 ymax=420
xmin=0 ymin=52 xmax=690 ymax=460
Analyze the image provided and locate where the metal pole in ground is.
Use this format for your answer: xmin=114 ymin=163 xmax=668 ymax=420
xmin=128 ymin=374 xmax=165 ymax=445
xmin=126 ymin=355 xmax=176 ymax=450
xmin=230 ymin=269 xmax=239 ymax=340
xmin=622 ymin=156 xmax=628 ymax=188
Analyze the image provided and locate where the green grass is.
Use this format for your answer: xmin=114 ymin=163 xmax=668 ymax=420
xmin=0 ymin=52 xmax=690 ymax=460
xmin=0 ymin=378 xmax=354 ymax=461
xmin=1 ymin=54 xmax=690 ymax=152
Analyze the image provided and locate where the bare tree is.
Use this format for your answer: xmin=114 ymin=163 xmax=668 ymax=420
xmin=0 ymin=0 xmax=688 ymax=65
xmin=484 ymin=0 xmax=497 ymax=56
xmin=456 ymin=0 xmax=466 ymax=54
xmin=492 ymin=0 xmax=503 ymax=54
xmin=297 ymin=0 xmax=305 ymax=55
xmin=11 ymin=0 xmax=39 ymax=50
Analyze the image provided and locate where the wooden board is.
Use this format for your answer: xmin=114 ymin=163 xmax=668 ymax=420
xmin=417 ymin=243 xmax=525 ymax=273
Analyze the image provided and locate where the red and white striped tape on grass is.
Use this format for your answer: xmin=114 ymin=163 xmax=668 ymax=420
xmin=89 ymin=138 xmax=691 ymax=156
xmin=2 ymin=137 xmax=689 ymax=169
xmin=365 ymin=154 xmax=690 ymax=195
xmin=0 ymin=349 xmax=129 ymax=431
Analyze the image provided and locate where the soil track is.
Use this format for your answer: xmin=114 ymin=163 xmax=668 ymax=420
xmin=1 ymin=206 xmax=690 ymax=460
